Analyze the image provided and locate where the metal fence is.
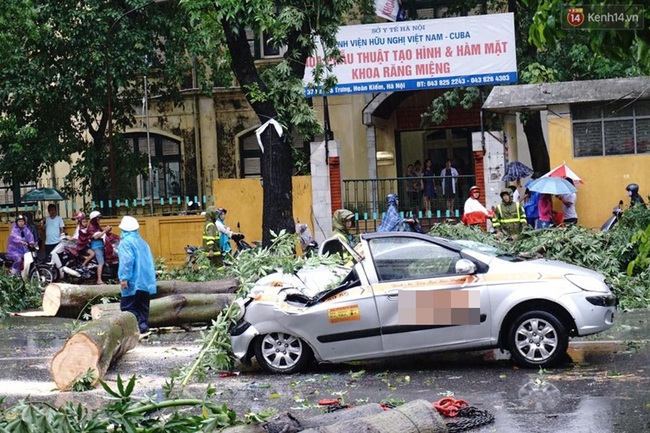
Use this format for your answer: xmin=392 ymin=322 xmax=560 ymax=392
xmin=0 ymin=176 xmax=213 ymax=222
xmin=342 ymin=175 xmax=476 ymax=232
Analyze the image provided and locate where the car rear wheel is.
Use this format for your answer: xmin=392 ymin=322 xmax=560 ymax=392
xmin=254 ymin=332 xmax=313 ymax=374
xmin=508 ymin=310 xmax=568 ymax=368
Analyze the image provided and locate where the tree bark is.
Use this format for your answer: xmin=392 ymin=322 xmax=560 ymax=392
xmin=522 ymin=111 xmax=550 ymax=174
xmin=90 ymin=293 xmax=235 ymax=327
xmin=42 ymin=278 xmax=240 ymax=318
xmin=219 ymin=404 xmax=386 ymax=433
xmin=300 ymin=399 xmax=447 ymax=433
xmin=50 ymin=311 xmax=139 ymax=391
xmin=220 ymin=16 xmax=295 ymax=246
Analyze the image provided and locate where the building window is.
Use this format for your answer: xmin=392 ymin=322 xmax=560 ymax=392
xmin=125 ymin=134 xmax=182 ymax=198
xmin=572 ymin=100 xmax=650 ymax=157
xmin=239 ymin=130 xmax=308 ymax=178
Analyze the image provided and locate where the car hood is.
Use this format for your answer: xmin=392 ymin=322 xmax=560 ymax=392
xmin=517 ymin=258 xmax=606 ymax=280
xmin=248 ymin=265 xmax=349 ymax=299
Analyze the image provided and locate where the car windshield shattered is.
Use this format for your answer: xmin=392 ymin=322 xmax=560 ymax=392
xmin=451 ymin=239 xmax=529 ymax=262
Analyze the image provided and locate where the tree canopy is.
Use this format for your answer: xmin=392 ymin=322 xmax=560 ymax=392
xmin=0 ymin=0 xmax=224 ymax=202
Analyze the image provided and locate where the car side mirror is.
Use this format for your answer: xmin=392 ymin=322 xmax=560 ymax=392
xmin=455 ymin=258 xmax=477 ymax=275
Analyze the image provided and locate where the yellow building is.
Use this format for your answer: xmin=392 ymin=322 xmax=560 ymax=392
xmin=484 ymin=76 xmax=650 ymax=228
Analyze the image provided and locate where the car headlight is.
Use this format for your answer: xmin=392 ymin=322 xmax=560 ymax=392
xmin=231 ymin=298 xmax=246 ymax=322
xmin=565 ymin=274 xmax=610 ymax=293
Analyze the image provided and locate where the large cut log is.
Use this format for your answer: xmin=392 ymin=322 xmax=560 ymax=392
xmin=219 ymin=404 xmax=386 ymax=433
xmin=300 ymin=399 xmax=448 ymax=433
xmin=50 ymin=311 xmax=140 ymax=391
xmin=42 ymin=278 xmax=240 ymax=318
xmin=91 ymin=293 xmax=235 ymax=327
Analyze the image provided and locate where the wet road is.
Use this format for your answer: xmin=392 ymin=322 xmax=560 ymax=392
xmin=0 ymin=311 xmax=648 ymax=433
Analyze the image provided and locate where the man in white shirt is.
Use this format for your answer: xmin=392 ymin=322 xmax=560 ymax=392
xmin=559 ymin=178 xmax=578 ymax=225
xmin=44 ymin=203 xmax=65 ymax=256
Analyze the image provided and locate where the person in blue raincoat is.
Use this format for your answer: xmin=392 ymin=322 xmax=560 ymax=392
xmin=117 ymin=216 xmax=157 ymax=335
xmin=6 ymin=215 xmax=35 ymax=276
xmin=377 ymin=194 xmax=413 ymax=232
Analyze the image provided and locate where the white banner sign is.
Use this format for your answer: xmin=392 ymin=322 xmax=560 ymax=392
xmin=375 ymin=0 xmax=400 ymax=21
xmin=304 ymin=13 xmax=517 ymax=97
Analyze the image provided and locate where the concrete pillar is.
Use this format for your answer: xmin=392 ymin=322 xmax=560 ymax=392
xmin=503 ymin=114 xmax=518 ymax=163
xmin=310 ymin=140 xmax=340 ymax=243
xmin=199 ymin=97 xmax=217 ymax=199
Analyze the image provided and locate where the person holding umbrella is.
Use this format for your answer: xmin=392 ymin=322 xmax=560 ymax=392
xmin=492 ymin=189 xmax=527 ymax=239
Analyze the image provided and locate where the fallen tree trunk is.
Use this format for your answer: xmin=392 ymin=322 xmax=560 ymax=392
xmin=50 ymin=311 xmax=139 ymax=391
xmin=219 ymin=404 xmax=386 ymax=433
xmin=300 ymin=399 xmax=447 ymax=433
xmin=91 ymin=293 xmax=235 ymax=328
xmin=42 ymin=278 xmax=240 ymax=318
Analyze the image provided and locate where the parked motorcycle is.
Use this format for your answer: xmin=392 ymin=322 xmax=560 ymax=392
xmin=403 ymin=218 xmax=425 ymax=234
xmin=296 ymin=223 xmax=318 ymax=257
xmin=0 ymin=244 xmax=55 ymax=287
xmin=601 ymin=200 xmax=624 ymax=232
xmin=46 ymin=234 xmax=119 ymax=283
xmin=184 ymin=232 xmax=253 ymax=267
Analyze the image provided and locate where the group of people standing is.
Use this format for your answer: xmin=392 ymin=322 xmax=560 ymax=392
xmin=460 ymin=172 xmax=579 ymax=239
xmin=405 ymin=158 xmax=459 ymax=215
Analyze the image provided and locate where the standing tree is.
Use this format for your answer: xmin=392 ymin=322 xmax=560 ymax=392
xmin=182 ymin=0 xmax=369 ymax=244
xmin=0 ymin=0 xmax=225 ymax=206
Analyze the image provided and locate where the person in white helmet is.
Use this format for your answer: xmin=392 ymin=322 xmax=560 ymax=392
xmin=118 ymin=215 xmax=157 ymax=336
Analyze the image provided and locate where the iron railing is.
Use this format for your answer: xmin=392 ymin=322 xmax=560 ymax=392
xmin=343 ymin=175 xmax=476 ymax=232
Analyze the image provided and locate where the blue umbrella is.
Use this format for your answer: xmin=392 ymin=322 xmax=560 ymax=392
xmin=20 ymin=187 xmax=68 ymax=202
xmin=527 ymin=177 xmax=577 ymax=195
xmin=502 ymin=161 xmax=534 ymax=182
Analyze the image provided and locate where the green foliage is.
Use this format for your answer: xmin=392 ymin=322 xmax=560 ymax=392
xmin=0 ymin=275 xmax=42 ymax=317
xmin=71 ymin=369 xmax=97 ymax=393
xmin=0 ymin=0 xmax=224 ymax=199
xmin=628 ymin=223 xmax=650 ymax=275
xmin=427 ymin=209 xmax=650 ymax=309
xmin=178 ymin=230 xmax=339 ymax=385
xmin=0 ymin=374 xmax=266 ymax=432
xmin=522 ymin=0 xmax=650 ymax=73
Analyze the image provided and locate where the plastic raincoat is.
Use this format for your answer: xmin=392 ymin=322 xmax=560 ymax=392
xmin=117 ymin=230 xmax=157 ymax=298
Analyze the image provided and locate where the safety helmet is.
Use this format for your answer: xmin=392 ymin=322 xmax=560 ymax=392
xmin=89 ymin=210 xmax=101 ymax=220
xmin=626 ymin=183 xmax=639 ymax=193
xmin=469 ymin=186 xmax=480 ymax=193
xmin=118 ymin=215 xmax=139 ymax=232
xmin=15 ymin=214 xmax=25 ymax=223
xmin=217 ymin=207 xmax=227 ymax=216
xmin=500 ymin=188 xmax=512 ymax=198
xmin=73 ymin=211 xmax=86 ymax=220
xmin=386 ymin=193 xmax=398 ymax=205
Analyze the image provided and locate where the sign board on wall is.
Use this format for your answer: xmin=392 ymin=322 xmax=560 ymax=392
xmin=304 ymin=13 xmax=517 ymax=97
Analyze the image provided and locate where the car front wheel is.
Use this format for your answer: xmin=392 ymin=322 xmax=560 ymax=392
xmin=254 ymin=332 xmax=313 ymax=374
xmin=508 ymin=310 xmax=568 ymax=368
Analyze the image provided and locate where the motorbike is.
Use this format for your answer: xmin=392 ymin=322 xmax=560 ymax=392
xmin=184 ymin=232 xmax=254 ymax=267
xmin=402 ymin=218 xmax=425 ymax=234
xmin=0 ymin=244 xmax=55 ymax=287
xmin=46 ymin=233 xmax=120 ymax=283
xmin=601 ymin=200 xmax=624 ymax=232
xmin=296 ymin=223 xmax=318 ymax=257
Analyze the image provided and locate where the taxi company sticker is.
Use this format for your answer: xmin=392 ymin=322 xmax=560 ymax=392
xmin=328 ymin=305 xmax=360 ymax=323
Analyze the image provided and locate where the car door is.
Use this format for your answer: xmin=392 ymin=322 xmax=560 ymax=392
xmin=365 ymin=236 xmax=492 ymax=356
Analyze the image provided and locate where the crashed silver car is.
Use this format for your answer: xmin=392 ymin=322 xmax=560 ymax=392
xmin=230 ymin=232 xmax=616 ymax=373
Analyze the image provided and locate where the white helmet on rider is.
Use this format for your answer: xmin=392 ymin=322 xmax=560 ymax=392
xmin=89 ymin=211 xmax=101 ymax=220
xmin=118 ymin=215 xmax=139 ymax=232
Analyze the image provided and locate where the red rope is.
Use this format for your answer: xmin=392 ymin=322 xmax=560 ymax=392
xmin=432 ymin=397 xmax=469 ymax=417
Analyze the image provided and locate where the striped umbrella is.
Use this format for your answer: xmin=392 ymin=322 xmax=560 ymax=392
xmin=502 ymin=161 xmax=534 ymax=182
